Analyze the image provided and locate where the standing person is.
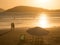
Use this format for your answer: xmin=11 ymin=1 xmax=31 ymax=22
xmin=11 ymin=22 xmax=15 ymax=31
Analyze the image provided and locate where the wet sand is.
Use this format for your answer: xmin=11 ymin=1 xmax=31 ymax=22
xmin=0 ymin=28 xmax=29 ymax=45
xmin=0 ymin=27 xmax=60 ymax=45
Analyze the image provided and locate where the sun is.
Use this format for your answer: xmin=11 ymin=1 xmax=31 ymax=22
xmin=31 ymin=0 xmax=51 ymax=9
xmin=40 ymin=0 xmax=49 ymax=3
xmin=37 ymin=13 xmax=49 ymax=28
xmin=32 ymin=0 xmax=50 ymax=6
xmin=33 ymin=0 xmax=49 ymax=3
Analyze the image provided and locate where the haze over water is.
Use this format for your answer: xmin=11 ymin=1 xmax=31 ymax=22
xmin=0 ymin=12 xmax=60 ymax=29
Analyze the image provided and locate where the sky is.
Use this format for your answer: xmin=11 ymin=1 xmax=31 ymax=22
xmin=0 ymin=0 xmax=60 ymax=10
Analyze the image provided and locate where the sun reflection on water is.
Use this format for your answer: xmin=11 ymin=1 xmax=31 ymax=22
xmin=37 ymin=13 xmax=50 ymax=28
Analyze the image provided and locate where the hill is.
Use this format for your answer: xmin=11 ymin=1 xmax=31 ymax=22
xmin=0 ymin=8 xmax=4 ymax=12
xmin=5 ymin=6 xmax=46 ymax=12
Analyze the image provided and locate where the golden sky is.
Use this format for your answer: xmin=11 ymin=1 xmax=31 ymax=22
xmin=0 ymin=0 xmax=60 ymax=10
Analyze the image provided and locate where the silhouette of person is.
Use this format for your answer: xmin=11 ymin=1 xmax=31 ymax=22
xmin=11 ymin=22 xmax=15 ymax=30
